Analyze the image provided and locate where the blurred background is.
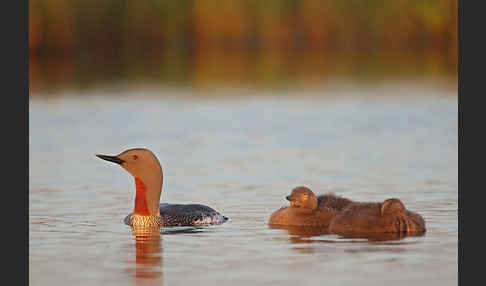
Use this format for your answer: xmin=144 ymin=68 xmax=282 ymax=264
xmin=29 ymin=0 xmax=457 ymax=92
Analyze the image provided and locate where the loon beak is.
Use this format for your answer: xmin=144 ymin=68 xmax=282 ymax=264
xmin=96 ymin=154 xmax=125 ymax=165
xmin=286 ymin=195 xmax=294 ymax=201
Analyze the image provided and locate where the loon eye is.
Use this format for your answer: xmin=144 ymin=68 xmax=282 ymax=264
xmin=133 ymin=155 xmax=138 ymax=160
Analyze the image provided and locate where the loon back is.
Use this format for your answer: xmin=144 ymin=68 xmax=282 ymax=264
xmin=124 ymin=203 xmax=229 ymax=227
xmin=317 ymin=193 xmax=353 ymax=211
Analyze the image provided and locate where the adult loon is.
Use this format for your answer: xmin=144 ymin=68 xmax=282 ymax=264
xmin=96 ymin=148 xmax=228 ymax=227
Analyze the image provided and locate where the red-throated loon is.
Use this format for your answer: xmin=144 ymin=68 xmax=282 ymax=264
xmin=96 ymin=148 xmax=228 ymax=227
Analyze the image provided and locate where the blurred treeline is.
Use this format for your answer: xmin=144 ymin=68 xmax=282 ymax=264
xmin=29 ymin=0 xmax=457 ymax=91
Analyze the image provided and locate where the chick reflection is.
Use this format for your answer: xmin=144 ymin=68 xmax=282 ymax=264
xmin=271 ymin=224 xmax=424 ymax=242
xmin=270 ymin=225 xmax=332 ymax=244
xmin=334 ymin=230 xmax=425 ymax=242
xmin=131 ymin=226 xmax=163 ymax=280
xmin=269 ymin=225 xmax=331 ymax=254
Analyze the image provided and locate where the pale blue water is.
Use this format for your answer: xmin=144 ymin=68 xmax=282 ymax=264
xmin=29 ymin=85 xmax=457 ymax=286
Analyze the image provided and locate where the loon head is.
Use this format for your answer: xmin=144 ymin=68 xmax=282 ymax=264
xmin=96 ymin=148 xmax=163 ymax=217
xmin=286 ymin=186 xmax=318 ymax=211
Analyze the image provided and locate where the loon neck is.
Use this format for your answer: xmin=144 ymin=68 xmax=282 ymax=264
xmin=133 ymin=177 xmax=161 ymax=217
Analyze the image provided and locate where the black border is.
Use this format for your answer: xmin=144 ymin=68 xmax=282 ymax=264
xmin=4 ymin=0 xmax=28 ymax=284
xmin=460 ymin=0 xmax=485 ymax=285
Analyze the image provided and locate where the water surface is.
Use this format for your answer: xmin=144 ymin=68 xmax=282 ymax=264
xmin=29 ymin=85 xmax=457 ymax=286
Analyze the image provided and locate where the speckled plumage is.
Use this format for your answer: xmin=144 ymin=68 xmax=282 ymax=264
xmin=128 ymin=214 xmax=163 ymax=227
xmin=316 ymin=193 xmax=353 ymax=212
xmin=125 ymin=203 xmax=229 ymax=227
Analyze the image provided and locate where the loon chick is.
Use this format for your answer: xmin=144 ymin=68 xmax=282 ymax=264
xmin=96 ymin=148 xmax=228 ymax=227
xmin=329 ymin=198 xmax=426 ymax=233
xmin=268 ymin=186 xmax=352 ymax=227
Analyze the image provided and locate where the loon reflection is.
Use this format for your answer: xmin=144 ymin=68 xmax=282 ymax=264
xmin=130 ymin=226 xmax=209 ymax=282
xmin=131 ymin=226 xmax=163 ymax=280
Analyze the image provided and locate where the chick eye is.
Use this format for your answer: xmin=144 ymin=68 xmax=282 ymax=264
xmin=133 ymin=155 xmax=138 ymax=160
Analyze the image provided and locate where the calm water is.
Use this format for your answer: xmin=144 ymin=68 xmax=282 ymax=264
xmin=29 ymin=85 xmax=457 ymax=286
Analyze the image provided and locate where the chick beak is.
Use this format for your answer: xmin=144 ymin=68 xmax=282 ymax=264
xmin=286 ymin=195 xmax=294 ymax=201
xmin=96 ymin=154 xmax=125 ymax=165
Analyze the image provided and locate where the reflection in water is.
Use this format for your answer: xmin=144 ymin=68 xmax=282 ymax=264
xmin=128 ymin=225 xmax=209 ymax=283
xmin=335 ymin=231 xmax=426 ymax=242
xmin=269 ymin=225 xmax=332 ymax=244
xmin=269 ymin=225 xmax=333 ymax=254
xmin=131 ymin=226 xmax=163 ymax=281
xmin=269 ymin=224 xmax=426 ymax=254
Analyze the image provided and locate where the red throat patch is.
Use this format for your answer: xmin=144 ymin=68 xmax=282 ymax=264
xmin=134 ymin=177 xmax=150 ymax=216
